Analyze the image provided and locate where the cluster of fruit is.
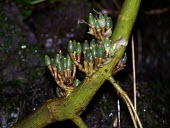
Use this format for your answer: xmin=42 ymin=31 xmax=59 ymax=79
xmin=45 ymin=12 xmax=127 ymax=97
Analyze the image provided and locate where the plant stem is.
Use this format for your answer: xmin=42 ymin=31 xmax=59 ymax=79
xmin=12 ymin=0 xmax=142 ymax=127
xmin=131 ymin=36 xmax=137 ymax=111
xmin=72 ymin=116 xmax=88 ymax=128
xmin=111 ymin=0 xmax=141 ymax=41
xmin=123 ymin=94 xmax=138 ymax=128
xmin=107 ymin=76 xmax=143 ymax=128
xmin=12 ymin=102 xmax=53 ymax=128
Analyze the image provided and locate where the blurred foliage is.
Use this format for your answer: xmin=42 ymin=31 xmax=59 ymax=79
xmin=14 ymin=0 xmax=66 ymax=19
xmin=0 ymin=2 xmax=53 ymax=127
xmin=0 ymin=0 xmax=170 ymax=128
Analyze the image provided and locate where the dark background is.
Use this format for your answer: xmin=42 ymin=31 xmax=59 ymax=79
xmin=0 ymin=0 xmax=170 ymax=127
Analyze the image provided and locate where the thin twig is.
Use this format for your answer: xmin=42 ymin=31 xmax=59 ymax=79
xmin=143 ymin=7 xmax=170 ymax=15
xmin=117 ymin=91 xmax=121 ymax=128
xmin=122 ymin=96 xmax=137 ymax=128
xmin=123 ymin=94 xmax=143 ymax=128
xmin=131 ymin=36 xmax=137 ymax=111
xmin=108 ymin=76 xmax=143 ymax=128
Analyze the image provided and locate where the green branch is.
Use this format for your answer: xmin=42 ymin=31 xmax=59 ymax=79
xmin=112 ymin=0 xmax=141 ymax=40
xmin=12 ymin=0 xmax=141 ymax=127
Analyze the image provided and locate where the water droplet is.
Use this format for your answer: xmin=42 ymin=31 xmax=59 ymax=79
xmin=21 ymin=45 xmax=26 ymax=49
xmin=109 ymin=113 xmax=113 ymax=117
xmin=11 ymin=112 xmax=18 ymax=118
